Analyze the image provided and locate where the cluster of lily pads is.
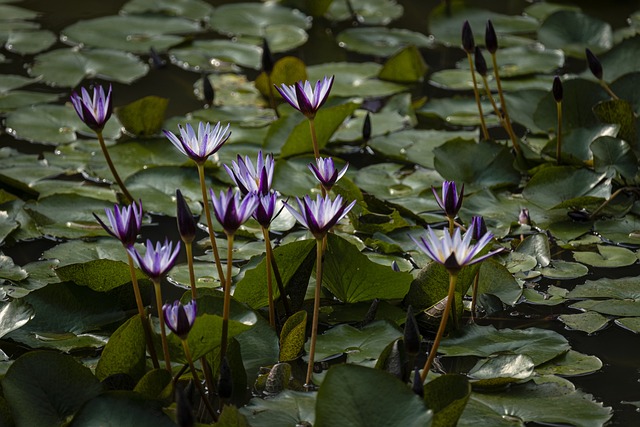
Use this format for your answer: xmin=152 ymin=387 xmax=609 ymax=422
xmin=2 ymin=0 xmax=640 ymax=425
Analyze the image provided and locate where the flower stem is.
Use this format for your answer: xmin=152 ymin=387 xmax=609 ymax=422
xmin=153 ymin=279 xmax=171 ymax=371
xmin=185 ymin=241 xmax=197 ymax=299
xmin=308 ymin=118 xmax=321 ymax=160
xmin=556 ymin=100 xmax=563 ymax=165
xmin=181 ymin=339 xmax=217 ymax=421
xmin=261 ymin=227 xmax=276 ymax=328
xmin=490 ymin=53 xmax=521 ymax=155
xmin=268 ymin=238 xmax=291 ymax=317
xmin=470 ymin=271 xmax=480 ymax=320
xmin=127 ymin=252 xmax=159 ymax=369
xmin=196 ymin=163 xmax=226 ymax=286
xmin=305 ymin=238 xmax=324 ymax=389
xmin=420 ymin=272 xmax=458 ymax=383
xmin=96 ymin=131 xmax=134 ymax=204
xmin=465 ymin=53 xmax=489 ymax=141
xmin=600 ymin=80 xmax=620 ymax=100
xmin=220 ymin=233 xmax=235 ymax=365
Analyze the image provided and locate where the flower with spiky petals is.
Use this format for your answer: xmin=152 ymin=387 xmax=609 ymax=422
xmin=129 ymin=239 xmax=181 ymax=281
xmin=176 ymin=190 xmax=197 ymax=243
xmin=223 ymin=151 xmax=274 ymax=195
xmin=432 ymin=181 xmax=464 ymax=219
xmin=209 ymin=188 xmax=259 ymax=235
xmin=163 ymin=300 xmax=197 ymax=339
xmin=308 ymin=157 xmax=349 ymax=191
xmin=163 ymin=122 xmax=231 ymax=164
xmin=470 ymin=215 xmax=488 ymax=241
xmin=412 ymin=227 xmax=502 ymax=272
xmin=284 ymin=194 xmax=356 ymax=239
xmin=94 ymin=200 xmax=143 ymax=248
xmin=253 ymin=191 xmax=279 ymax=228
xmin=275 ymin=76 xmax=334 ymax=118
xmin=70 ymin=85 xmax=113 ymax=132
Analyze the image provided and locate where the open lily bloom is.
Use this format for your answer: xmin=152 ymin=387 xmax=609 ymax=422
xmin=224 ymin=151 xmax=274 ymax=196
xmin=209 ymin=188 xmax=259 ymax=235
xmin=70 ymin=85 xmax=112 ymax=132
xmin=94 ymin=200 xmax=143 ymax=248
xmin=412 ymin=227 xmax=502 ymax=272
xmin=253 ymin=191 xmax=279 ymax=228
xmin=308 ymin=157 xmax=349 ymax=191
xmin=275 ymin=76 xmax=334 ymax=118
xmin=285 ymin=194 xmax=356 ymax=239
xmin=129 ymin=239 xmax=181 ymax=281
xmin=163 ymin=300 xmax=197 ymax=339
xmin=432 ymin=181 xmax=464 ymax=219
xmin=163 ymin=121 xmax=231 ymax=164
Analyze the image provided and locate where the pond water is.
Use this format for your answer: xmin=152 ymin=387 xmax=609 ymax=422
xmin=2 ymin=0 xmax=640 ymax=425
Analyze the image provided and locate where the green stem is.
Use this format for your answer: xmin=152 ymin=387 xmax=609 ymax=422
xmin=96 ymin=131 xmax=134 ymax=203
xmin=420 ymin=271 xmax=458 ymax=383
xmin=308 ymin=118 xmax=321 ymax=160
xmin=589 ymin=187 xmax=627 ymax=219
xmin=196 ymin=163 xmax=226 ymax=286
xmin=465 ymin=53 xmax=489 ymax=141
xmin=261 ymin=227 xmax=276 ymax=328
xmin=153 ymin=279 xmax=171 ymax=371
xmin=220 ymin=233 xmax=235 ymax=364
xmin=185 ymin=241 xmax=197 ymax=299
xmin=305 ymin=238 xmax=324 ymax=389
xmin=447 ymin=217 xmax=455 ymax=236
xmin=182 ymin=339 xmax=217 ymax=421
xmin=269 ymin=239 xmax=291 ymax=317
xmin=556 ymin=101 xmax=563 ymax=165
xmin=490 ymin=53 xmax=521 ymax=155
xmin=127 ymin=252 xmax=159 ymax=369
xmin=470 ymin=271 xmax=480 ymax=320
xmin=600 ymin=80 xmax=620 ymax=100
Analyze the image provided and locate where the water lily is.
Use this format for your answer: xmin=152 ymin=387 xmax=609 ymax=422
xmin=70 ymin=84 xmax=112 ymax=132
xmin=285 ymin=194 xmax=356 ymax=239
xmin=432 ymin=181 xmax=464 ymax=233
xmin=163 ymin=300 xmax=197 ymax=340
xmin=224 ymin=151 xmax=274 ymax=196
xmin=275 ymin=76 xmax=334 ymax=119
xmin=94 ymin=200 xmax=143 ymax=248
xmin=164 ymin=121 xmax=231 ymax=164
xmin=209 ymin=188 xmax=259 ymax=235
xmin=129 ymin=238 xmax=181 ymax=281
xmin=254 ymin=191 xmax=279 ymax=228
xmin=470 ymin=215 xmax=488 ymax=241
xmin=308 ymin=157 xmax=349 ymax=192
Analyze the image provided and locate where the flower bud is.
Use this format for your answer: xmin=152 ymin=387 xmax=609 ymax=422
xmin=403 ymin=306 xmax=421 ymax=357
xmin=262 ymin=38 xmax=275 ymax=74
xmin=485 ymin=20 xmax=498 ymax=53
xmin=202 ymin=74 xmax=214 ymax=106
xmin=461 ymin=21 xmax=475 ymax=54
xmin=218 ymin=356 xmax=233 ymax=399
xmin=176 ymin=189 xmax=197 ymax=243
xmin=362 ymin=112 xmax=372 ymax=142
xmin=412 ymin=368 xmax=424 ymax=398
xmin=585 ymin=48 xmax=603 ymax=80
xmin=474 ymin=47 xmax=488 ymax=77
xmin=470 ymin=215 xmax=488 ymax=241
xmin=552 ymin=76 xmax=563 ymax=103
xmin=518 ymin=208 xmax=531 ymax=226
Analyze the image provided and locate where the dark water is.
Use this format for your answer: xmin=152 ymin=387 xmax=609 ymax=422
xmin=3 ymin=0 xmax=640 ymax=425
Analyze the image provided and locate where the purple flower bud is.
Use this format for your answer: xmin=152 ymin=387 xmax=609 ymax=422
xmin=262 ymin=38 xmax=275 ymax=74
xmin=485 ymin=20 xmax=498 ymax=54
xmin=209 ymin=188 xmax=259 ymax=235
xmin=308 ymin=157 xmax=349 ymax=191
xmin=552 ymin=76 xmax=563 ymax=103
xmin=253 ymin=191 xmax=278 ymax=228
xmin=585 ymin=48 xmax=603 ymax=80
xmin=163 ymin=299 xmax=197 ymax=339
xmin=94 ymin=200 xmax=143 ymax=248
xmin=412 ymin=368 xmax=424 ymax=398
xmin=202 ymin=74 xmax=214 ymax=106
xmin=470 ymin=215 xmax=488 ymax=241
xmin=518 ymin=208 xmax=531 ymax=226
xmin=176 ymin=190 xmax=197 ymax=243
xmin=461 ymin=21 xmax=475 ymax=54
xmin=362 ymin=112 xmax=372 ymax=142
xmin=275 ymin=76 xmax=334 ymax=119
xmin=70 ymin=84 xmax=113 ymax=132
xmin=391 ymin=260 xmax=400 ymax=272
xmin=432 ymin=181 xmax=464 ymax=219
xmin=474 ymin=47 xmax=488 ymax=77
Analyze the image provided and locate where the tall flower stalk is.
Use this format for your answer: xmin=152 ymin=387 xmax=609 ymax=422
xmin=164 ymin=122 xmax=231 ymax=286
xmin=553 ymin=76 xmax=564 ymax=164
xmin=461 ymin=21 xmax=489 ymax=141
xmin=412 ymin=227 xmax=502 ymax=383
xmin=210 ymin=189 xmax=258 ymax=363
xmin=585 ymin=48 xmax=619 ymax=100
xmin=71 ymin=85 xmax=134 ymax=203
xmin=432 ymin=181 xmax=464 ymax=235
xmin=284 ymin=194 xmax=356 ymax=388
xmin=129 ymin=239 xmax=181 ymax=371
xmin=275 ymin=76 xmax=334 ymax=159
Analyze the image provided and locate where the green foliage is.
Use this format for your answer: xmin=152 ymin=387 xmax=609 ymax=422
xmin=423 ymin=374 xmax=471 ymax=427
xmin=95 ymin=314 xmax=147 ymax=382
xmin=115 ymin=96 xmax=169 ymax=137
xmin=279 ymin=310 xmax=307 ymax=362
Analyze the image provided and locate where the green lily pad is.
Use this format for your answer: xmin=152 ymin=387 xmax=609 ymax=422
xmin=210 ymin=3 xmax=310 ymax=38
xmin=0 ymin=299 xmax=34 ymax=338
xmin=597 ymin=35 xmax=640 ymax=82
xmin=0 ymin=3 xmax=38 ymax=20
xmin=570 ymin=299 xmax=640 ymax=317
xmin=615 ymin=317 xmax=640 ymax=333
xmin=379 ymin=45 xmax=428 ymax=83
xmin=307 ymin=62 xmax=408 ymax=97
xmin=5 ymin=29 xmax=56 ymax=55
xmin=594 ymin=215 xmax=640 ymax=245
xmin=325 ymin=0 xmax=403 ymax=25
xmin=568 ymin=277 xmax=640 ymax=300
xmin=337 ymin=27 xmax=433 ymax=57
xmin=169 ymin=39 xmax=262 ymax=71
xmin=610 ymin=72 xmax=640 ymax=115
xmin=475 ymin=259 xmax=522 ymax=307
xmin=418 ymin=96 xmax=494 ymax=127
xmin=0 ymin=90 xmax=60 ymax=113
xmin=62 ymin=15 xmax=202 ymax=53
xmin=423 ymin=374 xmax=470 ymax=427
xmin=3 ymin=351 xmax=103 ymax=427
xmin=573 ymin=245 xmax=638 ymax=268
xmin=240 ymin=390 xmax=316 ymax=427
xmin=535 ymin=349 xmax=603 ymax=376
xmin=537 ymin=260 xmax=589 ymax=280
xmin=95 ymin=314 xmax=146 ymax=382
xmin=316 ymin=364 xmax=433 ymax=426
xmin=121 ymin=0 xmax=214 ymax=20
xmin=524 ymin=3 xmax=580 ymax=21
xmin=238 ymin=25 xmax=309 ymax=53
xmin=538 ymin=10 xmax=612 ymax=57
xmin=279 ymin=310 xmax=307 ymax=362
xmin=115 ymin=96 xmax=169 ymax=137
xmin=456 ymin=46 xmax=564 ymax=78
xmin=559 ymin=311 xmax=609 ymax=334
xmin=592 ymin=99 xmax=637 ymax=146
xmin=468 ymin=354 xmax=535 ymax=388
xmin=430 ymin=70 xmax=553 ymax=91
xmin=522 ymin=285 xmax=568 ymax=306
xmin=440 ymin=323 xmax=570 ymax=366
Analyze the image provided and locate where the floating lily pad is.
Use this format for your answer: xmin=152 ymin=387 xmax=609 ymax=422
xmin=120 ymin=0 xmax=214 ymax=20
xmin=468 ymin=354 xmax=534 ymax=388
xmin=537 ymin=260 xmax=589 ymax=280
xmin=0 ymin=299 xmax=34 ymax=338
xmin=4 ymin=29 xmax=56 ymax=55
xmin=0 ymin=90 xmax=60 ymax=113
xmin=62 ymin=15 xmax=202 ymax=53
xmin=538 ymin=10 xmax=612 ymax=57
xmin=238 ymin=25 xmax=309 ymax=53
xmin=429 ymin=69 xmax=552 ymax=92
xmin=559 ymin=311 xmax=609 ymax=334
xmin=475 ymin=259 xmax=522 ymax=306
xmin=573 ymin=245 xmax=638 ymax=268
xmin=570 ymin=299 xmax=640 ymax=317
xmin=307 ymin=62 xmax=408 ymax=97
xmin=337 ymin=27 xmax=433 ymax=57
xmin=0 ymin=4 xmax=38 ymax=20
xmin=379 ymin=45 xmax=428 ymax=83
xmin=594 ymin=215 xmax=640 ymax=245
xmin=615 ymin=317 xmax=640 ymax=333
xmin=456 ymin=46 xmax=564 ymax=78
xmin=593 ymin=34 xmax=640 ymax=82
xmin=210 ymin=3 xmax=310 ymax=38
xmin=241 ymin=390 xmax=316 ymax=427
xmin=169 ymin=39 xmax=262 ymax=71
xmin=535 ymin=349 xmax=603 ymax=376
xmin=325 ymin=0 xmax=403 ymax=25
xmin=524 ymin=2 xmax=580 ymax=21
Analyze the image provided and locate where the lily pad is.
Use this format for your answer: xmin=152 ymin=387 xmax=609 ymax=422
xmin=307 ymin=62 xmax=408 ymax=97
xmin=535 ymin=349 xmax=603 ymax=376
xmin=120 ymin=0 xmax=214 ymax=21
xmin=572 ymin=245 xmax=638 ymax=268
xmin=538 ymin=10 xmax=612 ymax=57
xmin=468 ymin=354 xmax=535 ymax=388
xmin=456 ymin=45 xmax=564 ymax=78
xmin=596 ymin=35 xmax=640 ymax=82
xmin=4 ymin=29 xmax=56 ymax=55
xmin=241 ymin=390 xmax=316 ymax=427
xmin=209 ymin=3 xmax=310 ymax=38
xmin=325 ymin=0 xmax=403 ymax=25
xmin=615 ymin=317 xmax=640 ymax=333
xmin=169 ymin=39 xmax=262 ymax=71
xmin=537 ymin=260 xmax=589 ymax=280
xmin=559 ymin=311 xmax=609 ymax=334
xmin=337 ymin=27 xmax=433 ymax=57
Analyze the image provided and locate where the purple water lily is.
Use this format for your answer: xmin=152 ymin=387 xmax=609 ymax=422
xmin=163 ymin=121 xmax=231 ymax=164
xmin=308 ymin=157 xmax=349 ymax=191
xmin=70 ymin=85 xmax=112 ymax=132
xmin=176 ymin=189 xmax=197 ymax=243
xmin=163 ymin=300 xmax=197 ymax=340
xmin=275 ymin=76 xmax=334 ymax=118
xmin=129 ymin=238 xmax=181 ymax=281
xmin=209 ymin=188 xmax=259 ymax=235
xmin=285 ymin=194 xmax=356 ymax=239
xmin=470 ymin=215 xmax=488 ymax=241
xmin=224 ymin=151 xmax=274 ymax=195
xmin=432 ymin=181 xmax=464 ymax=219
xmin=253 ymin=191 xmax=279 ymax=228
xmin=94 ymin=200 xmax=143 ymax=248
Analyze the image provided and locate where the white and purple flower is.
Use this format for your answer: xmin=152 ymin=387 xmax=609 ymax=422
xmin=285 ymin=194 xmax=355 ymax=239
xmin=163 ymin=299 xmax=197 ymax=339
xmin=94 ymin=200 xmax=143 ymax=248
xmin=129 ymin=238 xmax=181 ymax=281
xmin=209 ymin=188 xmax=259 ymax=235
xmin=275 ymin=76 xmax=334 ymax=118
xmin=308 ymin=157 xmax=348 ymax=191
xmin=224 ymin=151 xmax=274 ymax=196
xmin=70 ymin=85 xmax=113 ymax=132
xmin=163 ymin=121 xmax=231 ymax=164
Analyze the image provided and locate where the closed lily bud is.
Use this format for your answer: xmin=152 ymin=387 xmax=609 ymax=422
xmin=176 ymin=189 xmax=196 ymax=243
xmin=218 ymin=356 xmax=233 ymax=399
xmin=585 ymin=49 xmax=603 ymax=80
xmin=262 ymin=38 xmax=275 ymax=74
xmin=149 ymin=47 xmax=166 ymax=69
xmin=362 ymin=112 xmax=372 ymax=142
xmin=552 ymin=76 xmax=563 ymax=103
xmin=202 ymin=74 xmax=214 ymax=106
xmin=403 ymin=306 xmax=421 ymax=357
xmin=412 ymin=368 xmax=424 ymax=398
xmin=474 ymin=47 xmax=488 ymax=77
xmin=485 ymin=20 xmax=498 ymax=54
xmin=470 ymin=215 xmax=488 ymax=241
xmin=518 ymin=208 xmax=531 ymax=226
xmin=461 ymin=21 xmax=475 ymax=54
